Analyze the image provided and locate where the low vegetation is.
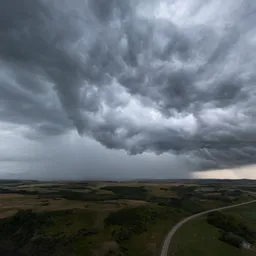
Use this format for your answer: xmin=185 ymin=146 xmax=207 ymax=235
xmin=105 ymin=206 xmax=158 ymax=241
xmin=0 ymin=206 xmax=186 ymax=255
xmin=207 ymin=211 xmax=256 ymax=244
xmin=219 ymin=232 xmax=243 ymax=248
xmin=171 ymin=217 xmax=255 ymax=256
xmin=171 ymin=203 xmax=256 ymax=256
xmin=0 ymin=179 xmax=255 ymax=255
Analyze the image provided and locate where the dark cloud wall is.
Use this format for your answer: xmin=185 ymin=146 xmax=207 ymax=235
xmin=0 ymin=0 xmax=256 ymax=171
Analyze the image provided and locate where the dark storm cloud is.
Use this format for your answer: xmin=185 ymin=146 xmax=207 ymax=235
xmin=0 ymin=0 xmax=256 ymax=170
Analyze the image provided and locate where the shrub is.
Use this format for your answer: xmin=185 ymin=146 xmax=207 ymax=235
xmin=105 ymin=206 xmax=158 ymax=237
xmin=112 ymin=227 xmax=133 ymax=242
xmin=207 ymin=211 xmax=256 ymax=243
xmin=219 ymin=231 xmax=243 ymax=248
xmin=0 ymin=210 xmax=52 ymax=246
xmin=101 ymin=186 xmax=148 ymax=200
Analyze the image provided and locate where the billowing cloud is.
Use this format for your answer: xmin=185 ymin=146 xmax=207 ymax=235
xmin=0 ymin=0 xmax=256 ymax=172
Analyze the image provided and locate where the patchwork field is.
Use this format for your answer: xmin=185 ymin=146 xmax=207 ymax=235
xmin=0 ymin=179 xmax=255 ymax=255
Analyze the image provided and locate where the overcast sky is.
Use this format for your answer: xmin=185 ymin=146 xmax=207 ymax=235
xmin=1 ymin=0 xmax=256 ymax=180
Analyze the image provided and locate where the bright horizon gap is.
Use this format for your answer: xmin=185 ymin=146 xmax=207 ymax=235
xmin=193 ymin=165 xmax=256 ymax=180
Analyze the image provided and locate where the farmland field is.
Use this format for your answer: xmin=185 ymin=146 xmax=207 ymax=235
xmin=171 ymin=202 xmax=256 ymax=256
xmin=171 ymin=216 xmax=256 ymax=256
xmin=0 ymin=179 xmax=255 ymax=255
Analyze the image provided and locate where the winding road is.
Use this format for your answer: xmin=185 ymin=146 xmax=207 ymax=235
xmin=160 ymin=199 xmax=256 ymax=256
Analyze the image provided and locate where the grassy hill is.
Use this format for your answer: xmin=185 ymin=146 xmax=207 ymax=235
xmin=171 ymin=203 xmax=256 ymax=256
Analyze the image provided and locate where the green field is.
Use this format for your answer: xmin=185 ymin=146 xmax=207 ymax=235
xmin=171 ymin=203 xmax=256 ymax=256
xmin=225 ymin=203 xmax=256 ymax=229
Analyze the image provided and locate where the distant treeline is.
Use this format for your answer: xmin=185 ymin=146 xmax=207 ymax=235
xmin=149 ymin=196 xmax=205 ymax=214
xmin=238 ymin=186 xmax=256 ymax=192
xmin=0 ymin=188 xmax=118 ymax=201
xmin=101 ymin=186 xmax=148 ymax=199
xmin=0 ymin=186 xmax=236 ymax=215
xmin=0 ymin=180 xmax=22 ymax=184
xmin=0 ymin=186 xmax=148 ymax=201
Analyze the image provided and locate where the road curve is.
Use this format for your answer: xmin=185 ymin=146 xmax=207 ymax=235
xmin=160 ymin=199 xmax=256 ymax=256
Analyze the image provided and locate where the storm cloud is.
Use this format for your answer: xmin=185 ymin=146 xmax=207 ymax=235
xmin=1 ymin=0 xmax=256 ymax=172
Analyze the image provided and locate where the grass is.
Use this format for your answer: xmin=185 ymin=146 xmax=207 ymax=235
xmin=13 ymin=209 xmax=118 ymax=256
xmin=42 ymin=210 xmax=99 ymax=235
xmin=171 ymin=217 xmax=256 ymax=256
xmin=241 ymin=209 xmax=256 ymax=222
xmin=0 ymin=194 xmax=132 ymax=219
xmin=31 ymin=205 xmax=188 ymax=255
xmin=0 ymin=194 xmax=138 ymax=219
xmin=121 ymin=207 xmax=187 ymax=256
xmin=148 ymin=186 xmax=176 ymax=198
xmin=0 ymin=194 xmax=89 ymax=218
xmin=171 ymin=202 xmax=256 ymax=256
xmin=225 ymin=202 xmax=256 ymax=230
xmin=0 ymin=180 xmax=255 ymax=255
xmin=122 ymin=218 xmax=178 ymax=256
xmin=54 ymin=210 xmax=122 ymax=256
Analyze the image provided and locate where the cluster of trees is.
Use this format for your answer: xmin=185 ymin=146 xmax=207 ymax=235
xmin=0 ymin=186 xmax=149 ymax=202
xmin=168 ymin=186 xmax=230 ymax=202
xmin=102 ymin=186 xmax=148 ymax=200
xmin=0 ymin=187 xmax=118 ymax=201
xmin=181 ymin=199 xmax=205 ymax=213
xmin=169 ymin=185 xmax=242 ymax=202
xmin=105 ymin=206 xmax=158 ymax=242
xmin=0 ymin=209 xmax=84 ymax=254
xmin=225 ymin=190 xmax=242 ymax=197
xmin=148 ymin=196 xmax=171 ymax=206
xmin=207 ymin=211 xmax=255 ymax=245
xmin=239 ymin=187 xmax=256 ymax=192
xmin=219 ymin=231 xmax=243 ymax=248
xmin=200 ymin=195 xmax=232 ymax=202
xmin=148 ymin=196 xmax=205 ymax=214
xmin=169 ymin=186 xmax=197 ymax=197
xmin=0 ymin=210 xmax=52 ymax=247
